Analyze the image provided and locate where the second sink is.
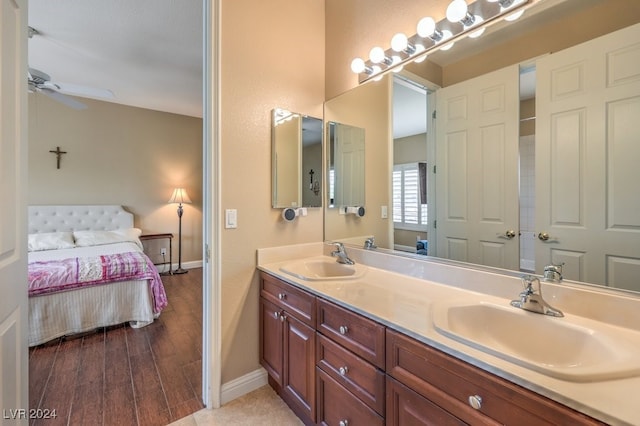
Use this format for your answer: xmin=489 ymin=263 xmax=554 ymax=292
xmin=432 ymin=300 xmax=640 ymax=382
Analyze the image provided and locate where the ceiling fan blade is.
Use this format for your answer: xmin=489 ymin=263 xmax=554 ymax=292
xmin=40 ymin=88 xmax=88 ymax=110
xmin=54 ymin=82 xmax=114 ymax=100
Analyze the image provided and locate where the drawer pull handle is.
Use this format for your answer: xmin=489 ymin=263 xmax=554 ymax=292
xmin=468 ymin=395 xmax=483 ymax=410
xmin=339 ymin=325 xmax=349 ymax=335
xmin=339 ymin=366 xmax=349 ymax=376
xmin=278 ymin=293 xmax=286 ymax=300
xmin=280 ymin=314 xmax=286 ymax=322
xmin=273 ymin=311 xmax=279 ymax=319
xmin=339 ymin=420 xmax=349 ymax=426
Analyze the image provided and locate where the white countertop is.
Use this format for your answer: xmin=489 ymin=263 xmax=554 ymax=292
xmin=257 ymin=242 xmax=640 ymax=426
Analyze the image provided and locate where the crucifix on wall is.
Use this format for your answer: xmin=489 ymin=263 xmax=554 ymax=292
xmin=49 ymin=146 xmax=67 ymax=169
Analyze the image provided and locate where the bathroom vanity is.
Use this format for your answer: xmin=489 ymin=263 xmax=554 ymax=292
xmin=258 ymin=243 xmax=640 ymax=425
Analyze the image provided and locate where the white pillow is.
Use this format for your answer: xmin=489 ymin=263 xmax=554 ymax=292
xmin=73 ymin=228 xmax=143 ymax=249
xmin=28 ymin=232 xmax=76 ymax=252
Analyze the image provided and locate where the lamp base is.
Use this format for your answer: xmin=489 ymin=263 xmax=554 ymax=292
xmin=172 ymin=268 xmax=189 ymax=275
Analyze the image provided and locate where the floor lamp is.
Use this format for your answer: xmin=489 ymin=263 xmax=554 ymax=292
xmin=168 ymin=188 xmax=192 ymax=274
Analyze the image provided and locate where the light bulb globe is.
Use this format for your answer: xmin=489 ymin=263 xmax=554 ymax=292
xmin=391 ymin=33 xmax=408 ymax=52
xmin=351 ymin=58 xmax=366 ymax=73
xmin=417 ymin=17 xmax=436 ymax=38
xmin=446 ymin=0 xmax=468 ymax=23
xmin=369 ymin=46 xmax=386 ymax=64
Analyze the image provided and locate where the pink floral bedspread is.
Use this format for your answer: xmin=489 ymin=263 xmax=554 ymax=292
xmin=28 ymin=252 xmax=168 ymax=313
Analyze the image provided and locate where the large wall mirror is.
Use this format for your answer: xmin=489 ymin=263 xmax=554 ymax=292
xmin=324 ymin=0 xmax=640 ymax=294
xmin=272 ymin=108 xmax=322 ymax=208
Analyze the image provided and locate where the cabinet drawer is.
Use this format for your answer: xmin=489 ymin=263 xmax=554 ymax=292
xmin=386 ymin=330 xmax=604 ymax=426
xmin=317 ymin=298 xmax=385 ymax=368
xmin=316 ymin=333 xmax=385 ymax=415
xmin=260 ymin=272 xmax=315 ymax=326
xmin=316 ymin=367 xmax=384 ymax=426
xmin=386 ymin=376 xmax=467 ymax=426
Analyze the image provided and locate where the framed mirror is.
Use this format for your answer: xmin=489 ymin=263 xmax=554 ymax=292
xmin=272 ymin=108 xmax=322 ymax=208
xmin=323 ymin=0 xmax=640 ymax=294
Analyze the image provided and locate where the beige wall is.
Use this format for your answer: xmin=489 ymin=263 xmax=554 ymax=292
xmin=220 ymin=0 xmax=325 ymax=383
xmin=28 ymin=93 xmax=203 ymax=265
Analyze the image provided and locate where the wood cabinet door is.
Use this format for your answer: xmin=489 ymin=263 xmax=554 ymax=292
xmin=283 ymin=314 xmax=316 ymax=423
xmin=386 ymin=377 xmax=467 ymax=426
xmin=260 ymin=298 xmax=284 ymax=385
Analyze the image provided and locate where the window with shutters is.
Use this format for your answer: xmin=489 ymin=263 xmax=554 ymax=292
xmin=393 ymin=162 xmax=428 ymax=231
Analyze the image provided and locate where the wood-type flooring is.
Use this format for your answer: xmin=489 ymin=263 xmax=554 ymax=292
xmin=28 ymin=268 xmax=204 ymax=426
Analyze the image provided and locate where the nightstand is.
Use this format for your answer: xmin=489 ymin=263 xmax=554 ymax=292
xmin=140 ymin=233 xmax=173 ymax=275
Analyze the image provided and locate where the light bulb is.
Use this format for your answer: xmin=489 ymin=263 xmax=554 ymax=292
xmin=391 ymin=33 xmax=408 ymax=52
xmin=369 ymin=46 xmax=386 ymax=64
xmin=468 ymin=26 xmax=486 ymax=38
xmin=467 ymin=15 xmax=485 ymax=38
xmin=351 ymin=58 xmax=366 ymax=74
xmin=504 ymin=9 xmax=524 ymax=21
xmin=440 ymin=41 xmax=455 ymax=51
xmin=446 ymin=0 xmax=468 ymax=23
xmin=391 ymin=56 xmax=403 ymax=72
xmin=413 ymin=44 xmax=427 ymax=63
xmin=417 ymin=17 xmax=436 ymax=38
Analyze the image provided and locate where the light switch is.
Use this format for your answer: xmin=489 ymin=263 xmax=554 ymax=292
xmin=225 ymin=209 xmax=237 ymax=229
xmin=381 ymin=205 xmax=388 ymax=219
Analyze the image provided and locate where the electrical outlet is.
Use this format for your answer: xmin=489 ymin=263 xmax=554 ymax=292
xmin=160 ymin=248 xmax=167 ymax=256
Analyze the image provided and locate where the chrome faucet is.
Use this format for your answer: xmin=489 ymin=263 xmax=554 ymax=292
xmin=364 ymin=237 xmax=377 ymax=250
xmin=510 ymin=275 xmax=564 ymax=317
xmin=543 ymin=263 xmax=564 ymax=283
xmin=330 ymin=242 xmax=355 ymax=265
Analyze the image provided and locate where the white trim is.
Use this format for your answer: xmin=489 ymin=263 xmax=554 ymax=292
xmin=220 ymin=368 xmax=269 ymax=405
xmin=202 ymin=0 xmax=222 ymax=410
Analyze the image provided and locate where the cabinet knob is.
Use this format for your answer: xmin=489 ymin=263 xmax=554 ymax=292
xmin=273 ymin=311 xmax=279 ymax=319
xmin=280 ymin=314 xmax=286 ymax=322
xmin=468 ymin=394 xmax=483 ymax=410
xmin=339 ymin=366 xmax=349 ymax=376
xmin=278 ymin=293 xmax=286 ymax=300
xmin=339 ymin=420 xmax=349 ymax=426
xmin=339 ymin=325 xmax=349 ymax=335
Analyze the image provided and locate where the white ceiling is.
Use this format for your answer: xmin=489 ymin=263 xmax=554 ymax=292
xmin=28 ymin=0 xmax=203 ymax=118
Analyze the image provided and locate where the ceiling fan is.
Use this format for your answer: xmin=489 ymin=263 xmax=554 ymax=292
xmin=28 ymin=67 xmax=114 ymax=110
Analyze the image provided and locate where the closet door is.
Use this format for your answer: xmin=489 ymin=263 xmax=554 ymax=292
xmin=435 ymin=65 xmax=520 ymax=270
xmin=0 ymin=0 xmax=29 ymax=416
xmin=535 ymin=23 xmax=640 ymax=291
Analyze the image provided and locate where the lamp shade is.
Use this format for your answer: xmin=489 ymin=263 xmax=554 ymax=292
xmin=168 ymin=188 xmax=192 ymax=204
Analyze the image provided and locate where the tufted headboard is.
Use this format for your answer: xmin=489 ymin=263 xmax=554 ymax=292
xmin=28 ymin=205 xmax=134 ymax=234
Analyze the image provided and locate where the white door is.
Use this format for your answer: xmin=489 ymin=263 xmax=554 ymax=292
xmin=0 ymin=0 xmax=29 ymax=419
xmin=335 ymin=123 xmax=365 ymax=208
xmin=435 ymin=65 xmax=520 ymax=269
xmin=535 ymin=23 xmax=640 ymax=292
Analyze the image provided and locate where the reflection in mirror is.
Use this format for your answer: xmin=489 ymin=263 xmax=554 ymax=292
xmin=272 ymin=108 xmax=322 ymax=208
xmin=324 ymin=77 xmax=392 ymax=248
xmin=327 ymin=121 xmax=365 ymax=209
xmin=324 ymin=0 xmax=640 ymax=294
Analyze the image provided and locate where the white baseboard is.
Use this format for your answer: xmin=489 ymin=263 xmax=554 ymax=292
xmin=220 ymin=367 xmax=268 ymax=405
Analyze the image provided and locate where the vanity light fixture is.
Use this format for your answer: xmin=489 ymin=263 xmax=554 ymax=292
xmin=351 ymin=0 xmax=532 ymax=83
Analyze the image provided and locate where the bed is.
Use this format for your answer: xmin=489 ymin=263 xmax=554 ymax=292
xmin=27 ymin=205 xmax=168 ymax=347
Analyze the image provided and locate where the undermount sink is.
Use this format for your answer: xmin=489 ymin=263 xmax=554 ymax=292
xmin=432 ymin=300 xmax=640 ymax=382
xmin=280 ymin=256 xmax=367 ymax=281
